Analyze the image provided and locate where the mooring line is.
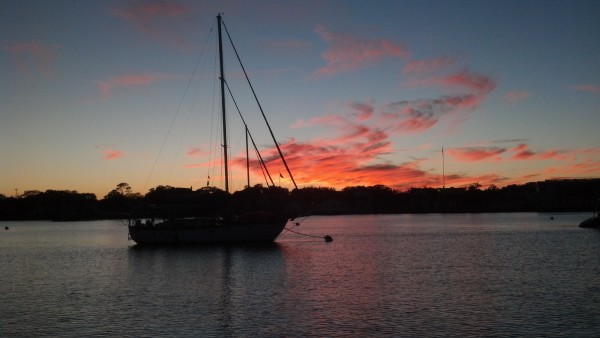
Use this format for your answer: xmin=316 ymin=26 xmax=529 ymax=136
xmin=280 ymin=223 xmax=333 ymax=242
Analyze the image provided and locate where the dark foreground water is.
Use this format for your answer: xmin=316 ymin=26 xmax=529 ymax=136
xmin=1 ymin=213 xmax=599 ymax=337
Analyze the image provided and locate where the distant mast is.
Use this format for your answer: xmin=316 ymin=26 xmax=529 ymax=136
xmin=442 ymin=146 xmax=445 ymax=189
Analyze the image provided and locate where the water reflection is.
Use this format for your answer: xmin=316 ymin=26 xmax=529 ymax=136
xmin=2 ymin=214 xmax=599 ymax=336
xmin=126 ymin=243 xmax=286 ymax=336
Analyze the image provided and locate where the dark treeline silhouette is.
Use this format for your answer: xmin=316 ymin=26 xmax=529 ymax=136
xmin=1 ymin=179 xmax=599 ymax=220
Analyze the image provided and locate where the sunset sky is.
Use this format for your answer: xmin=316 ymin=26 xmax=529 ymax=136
xmin=2 ymin=0 xmax=599 ymax=198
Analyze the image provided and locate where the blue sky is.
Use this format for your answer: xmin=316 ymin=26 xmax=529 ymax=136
xmin=1 ymin=0 xmax=599 ymax=197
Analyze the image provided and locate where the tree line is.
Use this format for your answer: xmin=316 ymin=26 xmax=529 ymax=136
xmin=1 ymin=179 xmax=599 ymax=220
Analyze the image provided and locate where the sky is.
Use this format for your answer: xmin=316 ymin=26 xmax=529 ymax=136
xmin=1 ymin=0 xmax=599 ymax=198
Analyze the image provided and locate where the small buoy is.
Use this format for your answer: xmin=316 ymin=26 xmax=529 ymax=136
xmin=324 ymin=235 xmax=333 ymax=242
xmin=550 ymin=216 xmax=554 ymax=220
xmin=4 ymin=226 xmax=8 ymax=230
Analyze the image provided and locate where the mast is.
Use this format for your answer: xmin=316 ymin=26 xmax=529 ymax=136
xmin=246 ymin=126 xmax=250 ymax=188
xmin=217 ymin=14 xmax=229 ymax=193
xmin=442 ymin=146 xmax=445 ymax=189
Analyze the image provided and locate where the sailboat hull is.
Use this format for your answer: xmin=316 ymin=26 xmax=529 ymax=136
xmin=128 ymin=216 xmax=288 ymax=245
xmin=579 ymin=217 xmax=600 ymax=228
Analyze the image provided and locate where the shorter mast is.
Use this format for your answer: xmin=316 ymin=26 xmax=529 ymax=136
xmin=246 ymin=126 xmax=250 ymax=188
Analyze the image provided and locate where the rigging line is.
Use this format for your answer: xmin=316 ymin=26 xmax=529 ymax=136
xmin=168 ymin=35 xmax=213 ymax=186
xmin=254 ymin=147 xmax=271 ymax=187
xmin=143 ymin=24 xmax=215 ymax=193
xmin=221 ymin=19 xmax=298 ymax=189
xmin=280 ymin=225 xmax=328 ymax=240
xmin=223 ymin=79 xmax=275 ymax=186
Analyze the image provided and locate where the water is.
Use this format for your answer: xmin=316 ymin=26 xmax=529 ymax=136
xmin=2 ymin=213 xmax=599 ymax=337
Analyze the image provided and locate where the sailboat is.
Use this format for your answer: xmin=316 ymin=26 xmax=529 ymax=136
xmin=128 ymin=14 xmax=296 ymax=244
xmin=579 ymin=199 xmax=600 ymax=228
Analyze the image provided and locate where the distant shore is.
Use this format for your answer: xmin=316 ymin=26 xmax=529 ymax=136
xmin=2 ymin=179 xmax=598 ymax=221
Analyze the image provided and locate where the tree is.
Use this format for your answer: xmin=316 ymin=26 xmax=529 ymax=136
xmin=101 ymin=183 xmax=142 ymax=214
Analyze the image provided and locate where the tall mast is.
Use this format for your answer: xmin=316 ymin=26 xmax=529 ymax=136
xmin=217 ymin=14 xmax=229 ymax=193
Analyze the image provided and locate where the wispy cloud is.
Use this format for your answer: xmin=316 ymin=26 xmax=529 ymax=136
xmin=422 ymin=69 xmax=496 ymax=94
xmin=112 ymin=0 xmax=192 ymax=48
xmin=446 ymin=143 xmax=600 ymax=167
xmin=238 ymin=138 xmax=427 ymax=190
xmin=3 ymin=41 xmax=58 ymax=77
xmin=95 ymin=145 xmax=124 ymax=160
xmin=447 ymin=147 xmax=506 ymax=162
xmin=402 ymin=56 xmax=455 ymax=74
xmin=289 ymin=63 xmax=500 ymax=188
xmin=97 ymin=73 xmax=171 ymax=99
xmin=504 ymin=90 xmax=532 ymax=103
xmin=314 ymin=25 xmax=409 ymax=76
xmin=233 ymin=137 xmax=512 ymax=190
xmin=103 ymin=150 xmax=124 ymax=160
xmin=543 ymin=159 xmax=600 ymax=177
xmin=376 ymin=69 xmax=496 ymax=134
xmin=230 ymin=135 xmax=600 ymax=190
xmin=186 ymin=147 xmax=207 ymax=157
xmin=572 ymin=84 xmax=600 ymax=93
xmin=348 ymin=101 xmax=375 ymax=121
xmin=511 ymin=144 xmax=600 ymax=162
xmin=234 ymin=100 xmax=505 ymax=190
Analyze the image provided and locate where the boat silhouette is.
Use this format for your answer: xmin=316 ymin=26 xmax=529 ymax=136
xmin=129 ymin=14 xmax=296 ymax=244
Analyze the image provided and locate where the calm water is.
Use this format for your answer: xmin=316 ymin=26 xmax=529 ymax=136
xmin=1 ymin=213 xmax=599 ymax=337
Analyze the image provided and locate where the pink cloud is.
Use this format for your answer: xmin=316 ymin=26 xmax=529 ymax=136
xmin=543 ymin=159 xmax=600 ymax=177
xmin=226 ymin=133 xmax=599 ymax=190
xmin=314 ymin=25 xmax=409 ymax=76
xmin=232 ymin=137 xmax=512 ymax=191
xmin=381 ymin=101 xmax=438 ymax=133
xmin=447 ymin=147 xmax=506 ymax=162
xmin=95 ymin=145 xmax=124 ymax=160
xmin=511 ymin=144 xmax=534 ymax=160
xmin=444 ymin=173 xmax=506 ymax=189
xmin=432 ymin=70 xmax=496 ymax=94
xmin=348 ymin=101 xmax=374 ymax=121
xmin=572 ymin=84 xmax=600 ymax=93
xmin=504 ymin=90 xmax=532 ymax=103
xmin=231 ymin=110 xmax=401 ymax=188
xmin=94 ymin=144 xmax=125 ymax=161
xmin=236 ymin=138 xmax=423 ymax=190
xmin=402 ymin=56 xmax=455 ymax=74
xmin=97 ymin=73 xmax=171 ymax=99
xmin=112 ymin=0 xmax=191 ymax=47
xmin=288 ymin=64 xmax=499 ymax=187
xmin=230 ymin=104 xmax=513 ymax=190
xmin=510 ymin=144 xmax=571 ymax=161
xmin=400 ymin=69 xmax=496 ymax=130
xmin=300 ymin=70 xmax=497 ymax=138
xmin=380 ymin=91 xmax=492 ymax=134
xmin=103 ymin=150 xmax=124 ymax=160
xmin=186 ymin=147 xmax=207 ymax=157
xmin=3 ymin=41 xmax=58 ymax=76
